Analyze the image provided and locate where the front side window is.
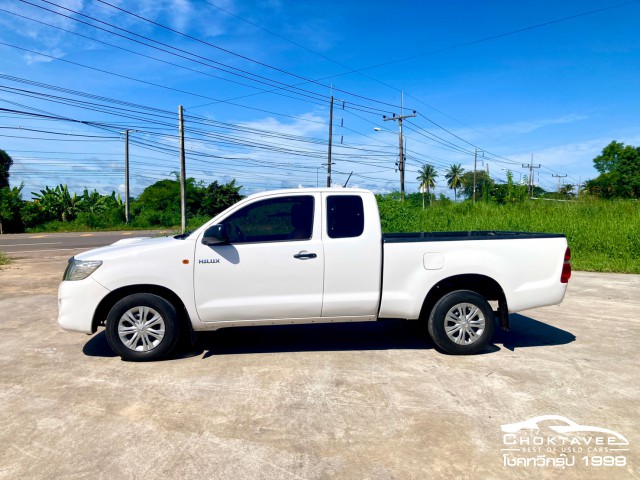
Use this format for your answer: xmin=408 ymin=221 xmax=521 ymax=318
xmin=223 ymin=196 xmax=314 ymax=243
xmin=327 ymin=195 xmax=364 ymax=239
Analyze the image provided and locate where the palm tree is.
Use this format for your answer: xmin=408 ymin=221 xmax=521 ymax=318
xmin=417 ymin=164 xmax=438 ymax=208
xmin=446 ymin=163 xmax=465 ymax=201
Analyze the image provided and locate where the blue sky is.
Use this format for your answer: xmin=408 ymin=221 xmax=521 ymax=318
xmin=1 ymin=0 xmax=639 ymax=198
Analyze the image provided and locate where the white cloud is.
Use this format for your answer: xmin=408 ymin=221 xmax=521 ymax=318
xmin=493 ymin=134 xmax=640 ymax=187
xmin=462 ymin=114 xmax=588 ymax=139
xmin=109 ymin=0 xmax=235 ymax=38
xmin=23 ymin=48 xmax=66 ymax=65
xmin=511 ymin=134 xmax=640 ymax=170
xmin=2 ymin=0 xmax=236 ymax=67
xmin=240 ymin=112 xmax=326 ymax=137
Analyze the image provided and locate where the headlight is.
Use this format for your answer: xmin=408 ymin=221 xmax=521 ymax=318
xmin=63 ymin=257 xmax=103 ymax=281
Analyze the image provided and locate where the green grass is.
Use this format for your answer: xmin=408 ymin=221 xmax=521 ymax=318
xmin=25 ymin=215 xmax=211 ymax=233
xmin=378 ymin=196 xmax=640 ymax=274
xmin=0 ymin=251 xmax=10 ymax=267
xmin=15 ymin=197 xmax=640 ymax=274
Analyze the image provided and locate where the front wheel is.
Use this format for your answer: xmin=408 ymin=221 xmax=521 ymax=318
xmin=105 ymin=293 xmax=179 ymax=361
xmin=427 ymin=290 xmax=495 ymax=355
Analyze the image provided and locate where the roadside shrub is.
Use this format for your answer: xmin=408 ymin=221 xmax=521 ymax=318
xmin=0 ymin=251 xmax=9 ymax=266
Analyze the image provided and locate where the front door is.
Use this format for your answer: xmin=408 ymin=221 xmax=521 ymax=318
xmin=194 ymin=193 xmax=323 ymax=323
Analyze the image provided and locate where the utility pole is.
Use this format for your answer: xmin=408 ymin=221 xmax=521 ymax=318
xmin=522 ymin=156 xmax=541 ymax=196
xmin=473 ymin=149 xmax=478 ymax=203
xmin=327 ymin=95 xmax=334 ymax=187
xmin=552 ymin=173 xmax=567 ymax=193
xmin=121 ymin=129 xmax=139 ymax=223
xmin=577 ymin=176 xmax=582 ymax=198
xmin=472 ymin=149 xmax=484 ymax=203
xmin=317 ymin=162 xmax=335 ymax=187
xmin=383 ymin=92 xmax=416 ymax=199
xmin=178 ymin=105 xmax=186 ymax=234
xmin=124 ymin=129 xmax=130 ymax=223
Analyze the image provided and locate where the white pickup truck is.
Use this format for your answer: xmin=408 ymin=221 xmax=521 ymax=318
xmin=58 ymin=188 xmax=571 ymax=361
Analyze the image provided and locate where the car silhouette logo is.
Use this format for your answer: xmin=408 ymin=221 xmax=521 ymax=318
xmin=501 ymin=415 xmax=629 ymax=446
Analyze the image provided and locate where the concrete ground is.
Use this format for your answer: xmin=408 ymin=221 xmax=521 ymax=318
xmin=0 ymin=253 xmax=638 ymax=480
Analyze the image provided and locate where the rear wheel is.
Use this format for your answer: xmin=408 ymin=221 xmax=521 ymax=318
xmin=105 ymin=293 xmax=179 ymax=361
xmin=427 ymin=290 xmax=495 ymax=355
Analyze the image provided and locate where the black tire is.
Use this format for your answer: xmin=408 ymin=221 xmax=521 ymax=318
xmin=427 ymin=290 xmax=495 ymax=355
xmin=105 ymin=293 xmax=179 ymax=361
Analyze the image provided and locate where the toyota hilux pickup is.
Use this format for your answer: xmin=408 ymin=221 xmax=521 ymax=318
xmin=58 ymin=188 xmax=571 ymax=361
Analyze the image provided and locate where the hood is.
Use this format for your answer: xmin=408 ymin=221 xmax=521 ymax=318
xmin=74 ymin=235 xmax=184 ymax=261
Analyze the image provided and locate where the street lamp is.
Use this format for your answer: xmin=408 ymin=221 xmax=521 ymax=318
xmin=373 ymin=126 xmax=397 ymax=166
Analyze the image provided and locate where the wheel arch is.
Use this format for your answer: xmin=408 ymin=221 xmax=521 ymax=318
xmin=92 ymin=284 xmax=192 ymax=334
xmin=419 ymin=274 xmax=510 ymax=330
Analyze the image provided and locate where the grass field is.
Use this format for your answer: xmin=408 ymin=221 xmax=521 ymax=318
xmin=0 ymin=251 xmax=10 ymax=267
xmin=18 ymin=195 xmax=640 ymax=274
xmin=378 ymin=195 xmax=640 ymax=274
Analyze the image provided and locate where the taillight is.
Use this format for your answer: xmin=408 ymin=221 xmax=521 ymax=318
xmin=561 ymin=247 xmax=571 ymax=283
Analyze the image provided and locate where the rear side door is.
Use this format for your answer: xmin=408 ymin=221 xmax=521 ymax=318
xmin=194 ymin=193 xmax=324 ymax=322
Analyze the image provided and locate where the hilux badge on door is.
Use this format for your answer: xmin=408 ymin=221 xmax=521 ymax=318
xmin=199 ymin=258 xmax=220 ymax=264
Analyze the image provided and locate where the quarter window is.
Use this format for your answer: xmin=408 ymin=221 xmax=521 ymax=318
xmin=327 ymin=195 xmax=364 ymax=238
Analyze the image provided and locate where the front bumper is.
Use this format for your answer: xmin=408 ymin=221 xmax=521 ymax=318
xmin=58 ymin=278 xmax=111 ymax=334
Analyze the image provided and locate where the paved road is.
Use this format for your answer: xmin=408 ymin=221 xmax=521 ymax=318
xmin=0 ymin=257 xmax=638 ymax=479
xmin=0 ymin=230 xmax=171 ymax=257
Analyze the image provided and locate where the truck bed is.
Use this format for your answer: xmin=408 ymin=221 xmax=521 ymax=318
xmin=383 ymin=231 xmax=566 ymax=243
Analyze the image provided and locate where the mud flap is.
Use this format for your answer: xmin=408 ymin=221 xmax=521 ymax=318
xmin=498 ymin=298 xmax=510 ymax=331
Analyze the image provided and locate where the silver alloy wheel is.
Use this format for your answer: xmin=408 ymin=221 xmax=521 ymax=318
xmin=117 ymin=306 xmax=166 ymax=352
xmin=444 ymin=302 xmax=486 ymax=345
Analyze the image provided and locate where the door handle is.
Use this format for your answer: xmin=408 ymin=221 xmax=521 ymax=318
xmin=293 ymin=252 xmax=317 ymax=259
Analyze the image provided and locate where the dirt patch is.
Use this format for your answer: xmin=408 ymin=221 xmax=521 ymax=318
xmin=0 ymin=256 xmax=67 ymax=300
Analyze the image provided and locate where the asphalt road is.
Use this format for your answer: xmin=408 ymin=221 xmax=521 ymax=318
xmin=0 ymin=230 xmax=170 ymax=258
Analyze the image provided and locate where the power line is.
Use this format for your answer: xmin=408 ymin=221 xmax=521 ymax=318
xmin=1 ymin=78 xmax=406 ymax=163
xmin=90 ymin=0 xmax=410 ymax=111
xmin=2 ymin=11 xmax=506 ymax=173
xmin=4 ymin=107 xmax=403 ymax=186
xmin=192 ymin=0 xmax=638 ymax=179
xmin=16 ymin=0 xmax=406 ymax=115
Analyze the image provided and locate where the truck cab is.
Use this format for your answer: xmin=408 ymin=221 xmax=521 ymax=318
xmin=194 ymin=189 xmax=382 ymax=325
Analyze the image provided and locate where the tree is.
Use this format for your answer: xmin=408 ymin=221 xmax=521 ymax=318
xmin=199 ymin=179 xmax=243 ymax=217
xmin=31 ymin=184 xmax=82 ymax=222
xmin=0 ymin=149 xmax=13 ymax=189
xmin=460 ymin=171 xmax=494 ymax=200
xmin=559 ymin=184 xmax=575 ymax=199
xmin=135 ymin=177 xmax=205 ymax=217
xmin=0 ymin=184 xmax=23 ymax=233
xmin=78 ymin=188 xmax=123 ymax=215
xmin=416 ymin=164 xmax=438 ymax=208
xmin=490 ymin=171 xmax=529 ymax=204
xmin=445 ymin=163 xmax=465 ymax=201
xmin=586 ymin=141 xmax=640 ymax=198
xmin=134 ymin=177 xmax=242 ymax=227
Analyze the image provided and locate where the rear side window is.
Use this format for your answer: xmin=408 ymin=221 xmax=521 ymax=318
xmin=327 ymin=195 xmax=364 ymax=238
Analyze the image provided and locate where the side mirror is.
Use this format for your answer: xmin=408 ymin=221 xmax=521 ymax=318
xmin=202 ymin=224 xmax=229 ymax=245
